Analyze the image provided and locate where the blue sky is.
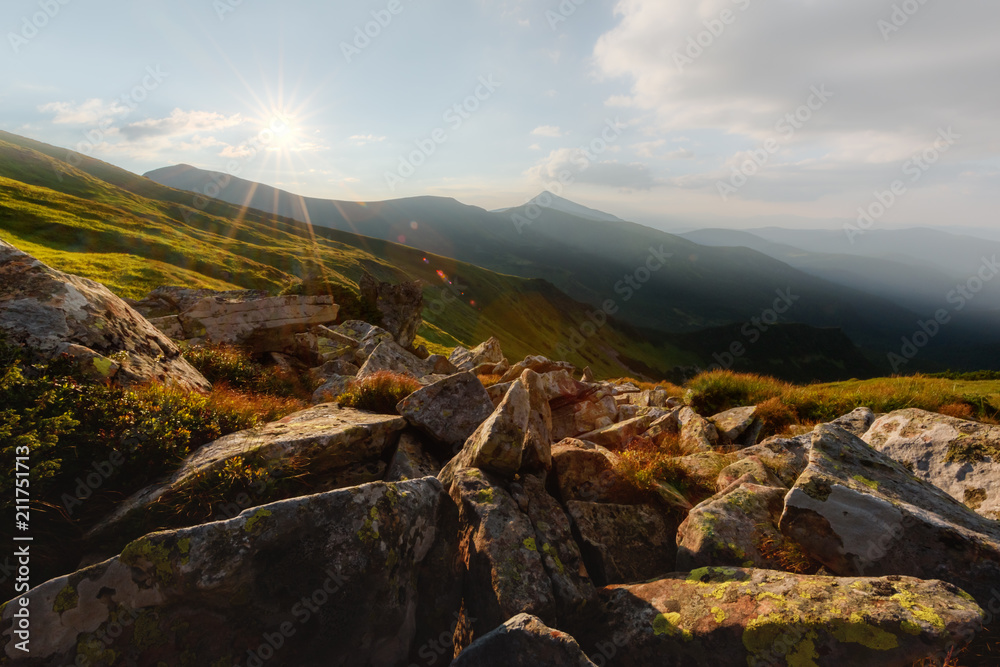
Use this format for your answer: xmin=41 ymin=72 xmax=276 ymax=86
xmin=2 ymin=0 xmax=998 ymax=232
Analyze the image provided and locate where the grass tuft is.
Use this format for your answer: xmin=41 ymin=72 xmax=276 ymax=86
xmin=336 ymin=371 xmax=423 ymax=414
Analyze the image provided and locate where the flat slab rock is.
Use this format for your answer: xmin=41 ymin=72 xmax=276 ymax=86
xmin=576 ymin=567 xmax=984 ymax=667
xmin=780 ymin=424 xmax=1000 ymax=608
xmin=86 ymin=404 xmax=406 ymax=543
xmin=0 ymin=238 xmax=210 ymax=392
xmin=863 ymin=408 xmax=1000 ymax=519
xmin=452 ymin=614 xmax=596 ymax=667
xmin=1 ymin=479 xmax=452 ymax=667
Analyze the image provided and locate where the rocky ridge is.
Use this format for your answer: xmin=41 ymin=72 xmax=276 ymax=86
xmin=0 ymin=243 xmax=997 ymax=666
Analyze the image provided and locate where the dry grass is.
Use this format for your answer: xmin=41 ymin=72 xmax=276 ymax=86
xmin=336 ymin=371 xmax=423 ymax=414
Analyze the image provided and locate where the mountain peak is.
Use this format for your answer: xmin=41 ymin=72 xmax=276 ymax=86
xmin=493 ymin=192 xmax=625 ymax=223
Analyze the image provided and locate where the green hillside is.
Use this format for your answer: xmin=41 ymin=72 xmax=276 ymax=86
xmin=0 ymin=132 xmax=699 ymax=379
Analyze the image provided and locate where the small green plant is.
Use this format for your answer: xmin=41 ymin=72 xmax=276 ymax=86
xmin=686 ymin=371 xmax=790 ymax=415
xmin=336 ymin=371 xmax=423 ymax=414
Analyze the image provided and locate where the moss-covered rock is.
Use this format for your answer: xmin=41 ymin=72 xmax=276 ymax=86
xmin=1 ymin=478 xmax=452 ymax=667
xmin=781 ymin=424 xmax=1000 ymax=610
xmin=572 ymin=568 xmax=983 ymax=666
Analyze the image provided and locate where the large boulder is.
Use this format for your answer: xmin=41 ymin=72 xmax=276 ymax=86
xmin=577 ymin=415 xmax=656 ymax=451
xmin=863 ymin=408 xmax=1000 ymax=519
xmin=780 ymin=425 xmax=1000 ymax=608
xmin=566 ymin=501 xmax=676 ymax=586
xmin=359 ymin=271 xmax=423 ymax=349
xmin=129 ymin=285 xmax=270 ymax=318
xmin=440 ymin=370 xmax=553 ymax=483
xmin=179 ymin=293 xmax=339 ymax=351
xmin=446 ymin=469 xmax=556 ymax=649
xmin=510 ymin=475 xmax=594 ymax=612
xmin=678 ymin=408 xmax=719 ymax=452
xmin=551 ymin=439 xmax=640 ymax=504
xmin=449 ymin=336 xmax=506 ymax=372
xmin=1 ymin=479 xmax=457 ymax=667
xmin=574 ymin=567 xmax=984 ymax=667
xmin=551 ymin=393 xmax=618 ymax=441
xmin=676 ymin=482 xmax=813 ymax=573
xmin=386 ymin=431 xmax=442 ymax=482
xmin=86 ymin=404 xmax=406 ymax=550
xmin=397 ymin=372 xmax=496 ymax=455
xmin=357 ymin=339 xmax=440 ymax=382
xmin=708 ymin=406 xmax=760 ymax=447
xmin=0 ymin=239 xmax=210 ymax=392
xmin=441 ymin=380 xmax=531 ymax=482
xmin=451 ymin=614 xmax=597 ymax=667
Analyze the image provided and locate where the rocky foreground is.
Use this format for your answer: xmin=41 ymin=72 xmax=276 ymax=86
xmin=1 ymin=238 xmax=999 ymax=666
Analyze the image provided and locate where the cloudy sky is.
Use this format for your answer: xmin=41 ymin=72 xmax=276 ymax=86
xmin=2 ymin=0 xmax=997 ymax=231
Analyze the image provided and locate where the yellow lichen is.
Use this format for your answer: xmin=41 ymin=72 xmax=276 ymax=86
xmin=831 ymin=613 xmax=898 ymax=650
xmin=786 ymin=631 xmax=820 ymax=667
xmin=711 ymin=607 xmax=727 ymax=623
xmin=523 ymin=538 xmax=537 ymax=551
xmin=244 ymin=509 xmax=272 ymax=535
xmin=652 ymin=612 xmax=693 ymax=641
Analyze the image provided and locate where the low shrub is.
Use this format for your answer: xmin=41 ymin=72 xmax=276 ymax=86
xmin=336 ymin=371 xmax=422 ymax=414
xmin=0 ymin=338 xmax=305 ymax=594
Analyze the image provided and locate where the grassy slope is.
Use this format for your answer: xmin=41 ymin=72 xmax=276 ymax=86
xmin=0 ymin=134 xmax=696 ymax=378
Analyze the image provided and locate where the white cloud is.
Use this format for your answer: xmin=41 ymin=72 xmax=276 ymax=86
xmin=527 ymin=147 xmax=658 ymax=190
xmin=119 ymin=109 xmax=245 ymax=142
xmin=531 ymin=125 xmax=563 ymax=138
xmin=591 ymin=0 xmax=1000 ymax=204
xmin=38 ymin=99 xmax=130 ymax=125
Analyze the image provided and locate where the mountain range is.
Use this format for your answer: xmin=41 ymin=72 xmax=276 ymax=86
xmin=1 ymin=129 xmax=997 ymax=382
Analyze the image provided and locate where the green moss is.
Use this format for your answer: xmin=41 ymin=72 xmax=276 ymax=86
xmin=852 ymin=475 xmax=879 ymax=490
xmin=244 ymin=509 xmax=272 ymax=535
xmin=476 ymin=488 xmax=495 ymax=504
xmin=53 ymin=585 xmax=79 ymax=613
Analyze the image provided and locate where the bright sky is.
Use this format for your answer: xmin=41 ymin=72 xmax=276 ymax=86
xmin=2 ymin=0 xmax=998 ymax=231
